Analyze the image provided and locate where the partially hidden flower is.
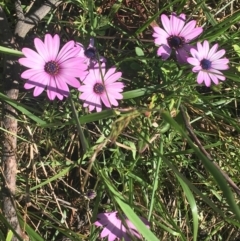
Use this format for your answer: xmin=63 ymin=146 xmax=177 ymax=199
xmin=187 ymin=40 xmax=229 ymax=87
xmin=19 ymin=34 xmax=88 ymax=100
xmin=152 ymin=13 xmax=203 ymax=63
xmin=78 ymin=63 xmax=124 ymax=112
xmin=76 ymin=38 xmax=106 ymax=68
xmin=94 ymin=211 xmax=150 ymax=241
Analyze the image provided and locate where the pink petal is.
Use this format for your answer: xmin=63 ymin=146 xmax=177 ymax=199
xmin=192 ymin=66 xmax=202 ymax=72
xmin=209 ymin=73 xmax=219 ymax=85
xmin=212 ymin=58 xmax=229 ymax=65
xmin=47 ymin=77 xmax=57 ymax=100
xmin=209 ymin=49 xmax=226 ymax=61
xmin=100 ymin=228 xmax=111 ymax=238
xmin=24 ymin=82 xmax=35 ymax=89
xmin=202 ymin=41 xmax=210 ymax=58
xmin=153 ymin=27 xmax=169 ymax=40
xmin=94 ymin=64 xmax=106 ymax=80
xmin=56 ymin=41 xmax=76 ymax=62
xmin=56 ymin=92 xmax=64 ymax=100
xmin=184 ymin=27 xmax=203 ymax=42
xmin=179 ymin=20 xmax=195 ymax=37
xmin=59 ymin=74 xmax=81 ymax=88
xmin=107 ymin=232 xmax=118 ymax=241
xmin=106 ymin=82 xmax=124 ymax=91
xmin=207 ymin=43 xmax=218 ymax=59
xmin=176 ymin=48 xmax=189 ymax=63
xmin=55 ymin=76 xmax=70 ymax=96
xmin=187 ymin=57 xmax=200 ymax=66
xmin=161 ymin=14 xmax=172 ymax=35
xmin=21 ymin=69 xmax=44 ymax=79
xmin=190 ymin=48 xmax=202 ymax=60
xmin=96 ymin=105 xmax=102 ymax=112
xmin=157 ymin=45 xmax=171 ymax=59
xmin=101 ymin=93 xmax=112 ymax=108
xmin=33 ymin=85 xmax=45 ymax=97
xmin=45 ymin=34 xmax=60 ymax=60
xmin=180 ymin=19 xmax=202 ymax=41
xmin=171 ymin=13 xmax=185 ymax=35
xmin=78 ymin=84 xmax=93 ymax=93
xmin=153 ymin=37 xmax=168 ymax=46
xmin=19 ymin=58 xmax=44 ymax=69
xmin=91 ymin=96 xmax=102 ymax=112
xmin=79 ymin=91 xmax=94 ymax=100
xmin=21 ymin=48 xmax=45 ymax=65
xmin=34 ymin=37 xmax=50 ymax=62
xmin=23 ymin=71 xmax=50 ymax=89
xmin=105 ymin=72 xmax=122 ymax=84
xmin=209 ymin=69 xmax=226 ymax=80
xmin=82 ymin=69 xmax=97 ymax=84
xmin=107 ymin=91 xmax=123 ymax=100
xmin=211 ymin=63 xmax=229 ymax=70
xmin=60 ymin=57 xmax=87 ymax=68
xmin=101 ymin=92 xmax=122 ymax=108
xmin=203 ymin=72 xmax=211 ymax=87
xmin=104 ymin=67 xmax=117 ymax=81
xmin=196 ymin=42 xmax=204 ymax=57
xmin=197 ymin=71 xmax=204 ymax=85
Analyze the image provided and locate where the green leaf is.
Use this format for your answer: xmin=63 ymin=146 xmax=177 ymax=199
xmin=123 ymin=86 xmax=159 ymax=99
xmin=40 ymin=109 xmax=116 ymax=128
xmin=19 ymin=216 xmax=44 ymax=241
xmin=0 ymin=46 xmax=23 ymax=56
xmin=102 ymin=172 xmax=159 ymax=241
xmin=135 ymin=47 xmax=144 ymax=56
xmin=161 ymin=111 xmax=240 ymax=221
xmin=176 ymin=176 xmax=199 ymax=241
xmin=6 ymin=230 xmax=13 ymax=241
xmin=0 ymin=93 xmax=46 ymax=125
xmin=108 ymin=3 xmax=121 ymax=19
xmin=233 ymin=44 xmax=240 ymax=56
xmin=30 ymin=165 xmax=72 ymax=191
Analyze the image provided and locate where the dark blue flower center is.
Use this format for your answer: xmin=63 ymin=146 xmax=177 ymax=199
xmin=44 ymin=61 xmax=59 ymax=75
xmin=84 ymin=47 xmax=96 ymax=59
xmin=167 ymin=35 xmax=185 ymax=49
xmin=200 ymin=59 xmax=211 ymax=70
xmin=94 ymin=83 xmax=105 ymax=94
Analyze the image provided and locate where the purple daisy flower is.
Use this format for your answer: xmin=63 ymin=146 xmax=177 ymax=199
xmin=78 ymin=63 xmax=124 ymax=112
xmin=19 ymin=34 xmax=88 ymax=100
xmin=187 ymin=40 xmax=229 ymax=86
xmin=94 ymin=211 xmax=150 ymax=241
xmin=152 ymin=13 xmax=203 ymax=63
xmin=76 ymin=38 xmax=106 ymax=68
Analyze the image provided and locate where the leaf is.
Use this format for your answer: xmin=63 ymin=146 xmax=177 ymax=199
xmin=0 ymin=46 xmax=23 ymax=56
xmin=176 ymin=176 xmax=198 ymax=241
xmin=102 ymin=172 xmax=159 ymax=241
xmin=6 ymin=230 xmax=13 ymax=241
xmin=135 ymin=47 xmax=144 ymax=56
xmin=233 ymin=44 xmax=240 ymax=56
xmin=30 ymin=166 xmax=72 ymax=191
xmin=109 ymin=111 xmax=140 ymax=142
xmin=161 ymin=111 xmax=240 ymax=221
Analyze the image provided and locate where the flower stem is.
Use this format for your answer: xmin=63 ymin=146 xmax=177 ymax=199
xmin=69 ymin=94 xmax=88 ymax=154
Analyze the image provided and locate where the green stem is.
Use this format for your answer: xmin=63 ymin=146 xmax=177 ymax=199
xmin=148 ymin=140 xmax=163 ymax=221
xmin=69 ymin=94 xmax=88 ymax=154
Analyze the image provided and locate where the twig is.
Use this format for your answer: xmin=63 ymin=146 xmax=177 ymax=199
xmin=15 ymin=0 xmax=25 ymax=22
xmin=180 ymin=105 xmax=240 ymax=197
xmin=0 ymin=1 xmax=63 ymax=240
xmin=15 ymin=0 xmax=62 ymax=38
xmin=0 ymin=5 xmax=22 ymax=241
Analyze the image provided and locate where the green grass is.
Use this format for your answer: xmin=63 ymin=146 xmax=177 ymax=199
xmin=1 ymin=0 xmax=240 ymax=240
